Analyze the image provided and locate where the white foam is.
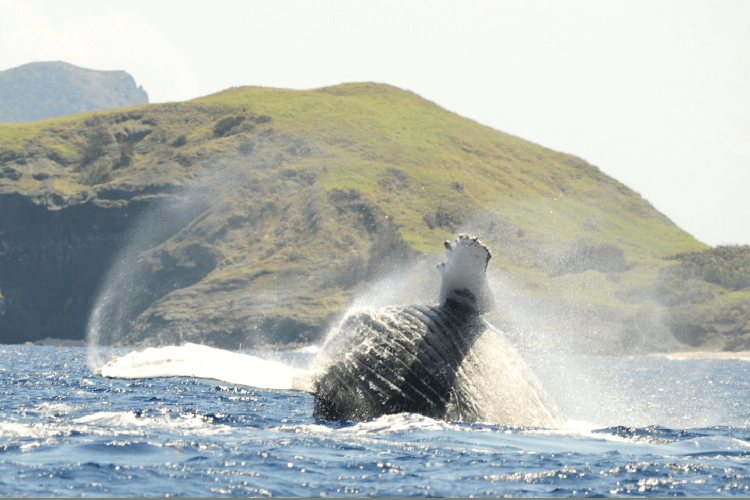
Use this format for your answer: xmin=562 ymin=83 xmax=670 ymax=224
xmin=273 ymin=412 xmax=455 ymax=439
xmin=74 ymin=411 xmax=145 ymax=427
xmin=337 ymin=413 xmax=456 ymax=435
xmin=0 ymin=421 xmax=66 ymax=439
xmin=0 ymin=409 xmax=236 ymax=443
xmin=100 ymin=343 xmax=303 ymax=390
xmin=73 ymin=410 xmax=233 ymax=434
xmin=28 ymin=402 xmax=87 ymax=418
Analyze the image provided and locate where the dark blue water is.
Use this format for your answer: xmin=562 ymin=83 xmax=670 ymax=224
xmin=2 ymin=345 xmax=750 ymax=497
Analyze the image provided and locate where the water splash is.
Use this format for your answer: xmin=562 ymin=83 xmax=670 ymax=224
xmin=86 ymin=186 xmax=211 ymax=369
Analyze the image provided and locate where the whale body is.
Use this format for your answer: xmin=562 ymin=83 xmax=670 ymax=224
xmin=306 ymin=235 xmax=562 ymax=426
xmin=310 ymin=302 xmax=485 ymax=421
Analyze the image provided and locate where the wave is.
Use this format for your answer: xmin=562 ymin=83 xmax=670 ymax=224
xmin=99 ymin=343 xmax=303 ymax=391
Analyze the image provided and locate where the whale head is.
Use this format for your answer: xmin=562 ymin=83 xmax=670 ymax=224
xmin=437 ymin=235 xmax=495 ymax=315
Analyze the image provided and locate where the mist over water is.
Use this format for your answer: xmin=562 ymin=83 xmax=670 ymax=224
xmin=86 ymin=184 xmax=212 ymax=369
xmin=350 ymin=260 xmax=437 ymax=310
xmin=478 ymin=272 xmax=745 ymax=428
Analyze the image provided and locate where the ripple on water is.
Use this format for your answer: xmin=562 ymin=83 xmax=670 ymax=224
xmin=1 ymin=345 xmax=750 ymax=497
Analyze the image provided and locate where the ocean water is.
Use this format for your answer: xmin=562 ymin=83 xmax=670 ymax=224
xmin=2 ymin=344 xmax=750 ymax=497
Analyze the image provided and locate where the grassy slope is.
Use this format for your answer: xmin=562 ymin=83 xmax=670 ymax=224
xmin=200 ymin=84 xmax=705 ymax=311
xmin=2 ymin=82 xmax=695 ymax=256
xmin=2 ymin=82 xmax=727 ymax=350
xmin=200 ymin=83 xmax=699 ymax=256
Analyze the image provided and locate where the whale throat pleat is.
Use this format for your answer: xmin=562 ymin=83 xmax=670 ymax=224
xmin=312 ymin=303 xmax=486 ymax=421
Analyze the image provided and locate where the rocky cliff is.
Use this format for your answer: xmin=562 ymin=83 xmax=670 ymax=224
xmin=0 ymin=61 xmax=148 ymax=123
xmin=0 ymin=83 xmax=747 ymax=352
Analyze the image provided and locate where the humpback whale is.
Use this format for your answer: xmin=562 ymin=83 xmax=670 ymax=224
xmin=100 ymin=235 xmax=562 ymax=427
xmin=305 ymin=235 xmax=561 ymax=426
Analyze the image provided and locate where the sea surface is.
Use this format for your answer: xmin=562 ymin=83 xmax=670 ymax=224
xmin=2 ymin=344 xmax=750 ymax=497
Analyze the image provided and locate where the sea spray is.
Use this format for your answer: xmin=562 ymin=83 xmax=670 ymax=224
xmin=86 ymin=187 xmax=211 ymax=369
xmin=99 ymin=343 xmax=301 ymax=390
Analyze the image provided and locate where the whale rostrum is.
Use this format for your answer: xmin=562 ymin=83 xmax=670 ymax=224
xmin=306 ymin=235 xmax=563 ymax=426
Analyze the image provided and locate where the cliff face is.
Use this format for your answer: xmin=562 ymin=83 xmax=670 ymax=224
xmin=0 ymin=61 xmax=148 ymax=123
xmin=1 ymin=82 xmax=745 ymax=353
xmin=0 ymin=96 xmax=415 ymax=347
xmin=0 ymin=191 xmax=167 ymax=344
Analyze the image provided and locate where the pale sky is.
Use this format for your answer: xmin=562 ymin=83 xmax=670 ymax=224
xmin=1 ymin=0 xmax=748 ymax=246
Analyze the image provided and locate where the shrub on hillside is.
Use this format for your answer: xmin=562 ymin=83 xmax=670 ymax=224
xmin=667 ymin=245 xmax=750 ymax=290
xmin=113 ymin=143 xmax=134 ymax=170
xmin=171 ymin=134 xmax=187 ymax=147
xmin=213 ymin=115 xmax=246 ymax=138
xmin=79 ymin=161 xmax=111 ymax=185
xmin=81 ymin=117 xmax=114 ymax=166
xmin=652 ymin=278 xmax=717 ymax=307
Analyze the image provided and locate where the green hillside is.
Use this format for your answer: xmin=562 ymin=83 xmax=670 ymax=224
xmin=0 ymin=82 xmax=747 ymax=352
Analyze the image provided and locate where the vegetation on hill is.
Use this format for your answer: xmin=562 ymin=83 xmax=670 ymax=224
xmin=1 ymin=82 xmax=745 ymax=353
xmin=668 ymin=246 xmax=750 ymax=291
xmin=0 ymin=61 xmax=148 ymax=123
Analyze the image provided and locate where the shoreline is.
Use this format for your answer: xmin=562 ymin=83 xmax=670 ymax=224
xmin=23 ymin=338 xmax=87 ymax=347
xmin=661 ymin=350 xmax=750 ymax=361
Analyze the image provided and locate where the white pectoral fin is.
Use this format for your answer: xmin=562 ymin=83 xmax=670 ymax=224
xmin=99 ymin=343 xmax=309 ymax=392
